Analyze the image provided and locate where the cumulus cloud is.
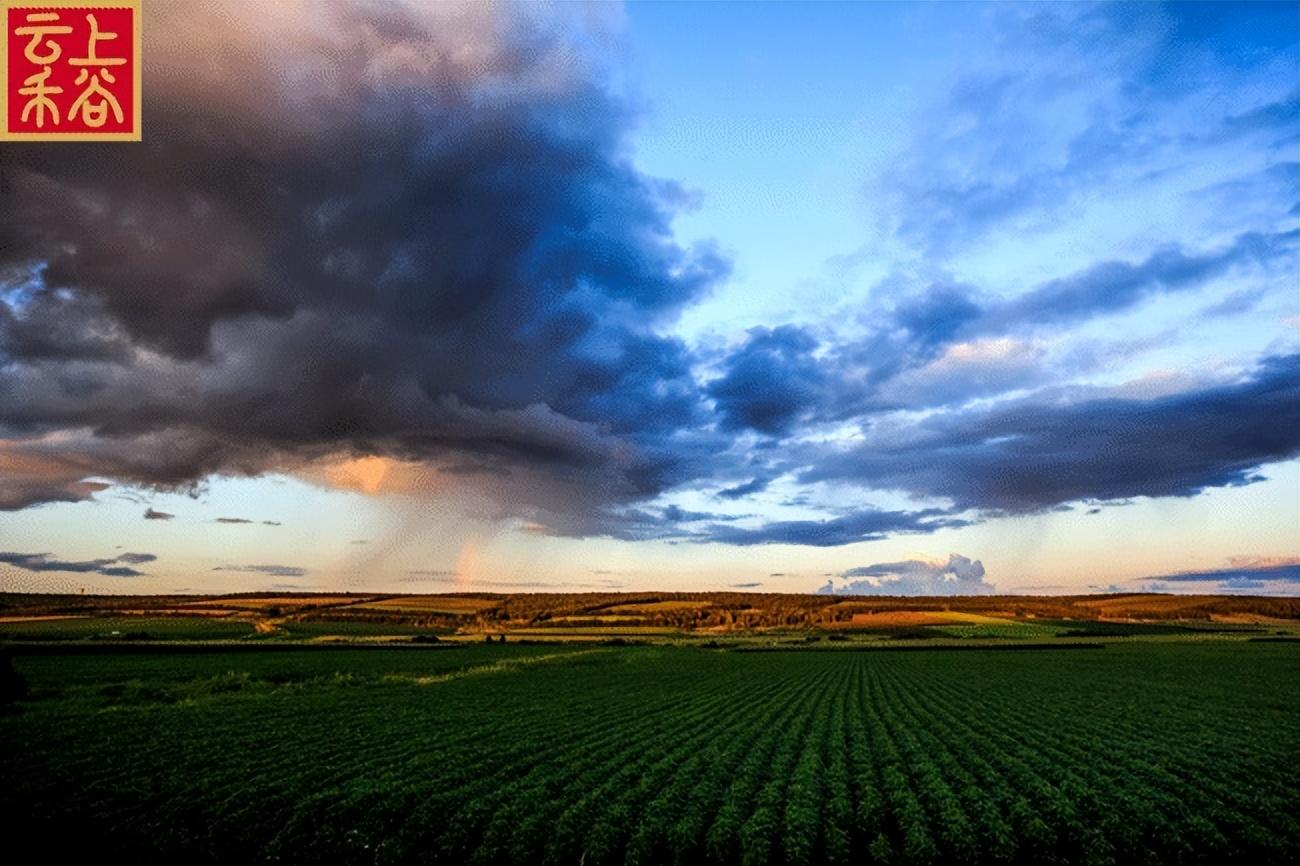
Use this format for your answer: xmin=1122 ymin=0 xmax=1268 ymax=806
xmin=819 ymin=553 xmax=994 ymax=596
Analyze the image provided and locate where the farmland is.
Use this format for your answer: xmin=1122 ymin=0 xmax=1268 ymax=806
xmin=2 ymin=591 xmax=1297 ymax=644
xmin=3 ymin=639 xmax=1298 ymax=864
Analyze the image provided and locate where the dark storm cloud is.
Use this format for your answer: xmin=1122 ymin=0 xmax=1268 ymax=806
xmin=0 ymin=551 xmax=148 ymax=577
xmin=0 ymin=288 xmax=131 ymax=363
xmin=803 ymin=354 xmax=1300 ymax=513
xmin=0 ymin=1 xmax=725 ymax=521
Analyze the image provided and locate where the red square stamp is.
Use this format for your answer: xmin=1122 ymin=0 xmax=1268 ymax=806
xmin=1 ymin=0 xmax=141 ymax=140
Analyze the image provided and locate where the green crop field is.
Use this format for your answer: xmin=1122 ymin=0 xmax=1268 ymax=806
xmin=0 ymin=615 xmax=257 ymax=641
xmin=2 ymin=641 xmax=1298 ymax=865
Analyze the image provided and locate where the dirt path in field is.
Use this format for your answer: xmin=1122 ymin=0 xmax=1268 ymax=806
xmin=0 ymin=615 xmax=87 ymax=624
xmin=387 ymin=648 xmax=608 ymax=686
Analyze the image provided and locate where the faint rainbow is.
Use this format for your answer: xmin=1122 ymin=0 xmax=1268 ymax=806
xmin=454 ymin=537 xmax=480 ymax=590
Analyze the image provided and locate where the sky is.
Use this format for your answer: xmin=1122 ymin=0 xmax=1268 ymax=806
xmin=1 ymin=0 xmax=1297 ymax=597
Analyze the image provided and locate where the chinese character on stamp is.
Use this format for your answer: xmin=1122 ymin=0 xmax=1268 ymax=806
xmin=2 ymin=0 xmax=141 ymax=141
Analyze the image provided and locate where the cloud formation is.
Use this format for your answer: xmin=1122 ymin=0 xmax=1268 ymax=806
xmin=699 ymin=508 xmax=968 ymax=548
xmin=0 ymin=0 xmax=1295 ymax=568
xmin=1140 ymin=556 xmax=1300 ymax=590
xmin=716 ymin=477 xmax=772 ymax=501
xmin=707 ymin=326 xmax=830 ymax=435
xmin=0 ymin=551 xmax=151 ymax=577
xmin=802 ymin=354 xmax=1300 ymax=513
xmin=819 ymin=553 xmax=994 ymax=596
xmin=212 ymin=564 xmax=309 ymax=578
xmin=875 ymin=3 xmax=1299 ymax=257
xmin=115 ymin=552 xmax=157 ymax=564
xmin=0 ymin=0 xmax=725 ymax=529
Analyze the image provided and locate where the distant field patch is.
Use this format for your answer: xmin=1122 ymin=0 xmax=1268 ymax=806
xmin=843 ymin=610 xmax=1040 ymax=632
xmin=934 ymin=621 xmax=1064 ymax=640
xmin=277 ymin=620 xmax=447 ymax=638
xmin=509 ymin=626 xmax=680 ymax=637
xmin=0 ymin=616 xmax=255 ymax=641
xmin=183 ymin=596 xmax=372 ymax=611
xmin=847 ymin=611 xmax=952 ymax=627
xmin=607 ymin=600 xmax=714 ymax=613
xmin=548 ymin=615 xmax=646 ymax=624
xmin=356 ymin=596 xmax=498 ymax=615
xmin=0 ymin=615 xmax=85 ymax=624
xmin=122 ymin=608 xmax=244 ymax=617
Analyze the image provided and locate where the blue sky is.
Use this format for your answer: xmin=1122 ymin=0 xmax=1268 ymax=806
xmin=1 ymin=1 xmax=1297 ymax=596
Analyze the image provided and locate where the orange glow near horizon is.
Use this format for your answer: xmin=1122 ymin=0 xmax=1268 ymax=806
xmin=310 ymin=455 xmax=447 ymax=497
xmin=325 ymin=456 xmax=393 ymax=494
